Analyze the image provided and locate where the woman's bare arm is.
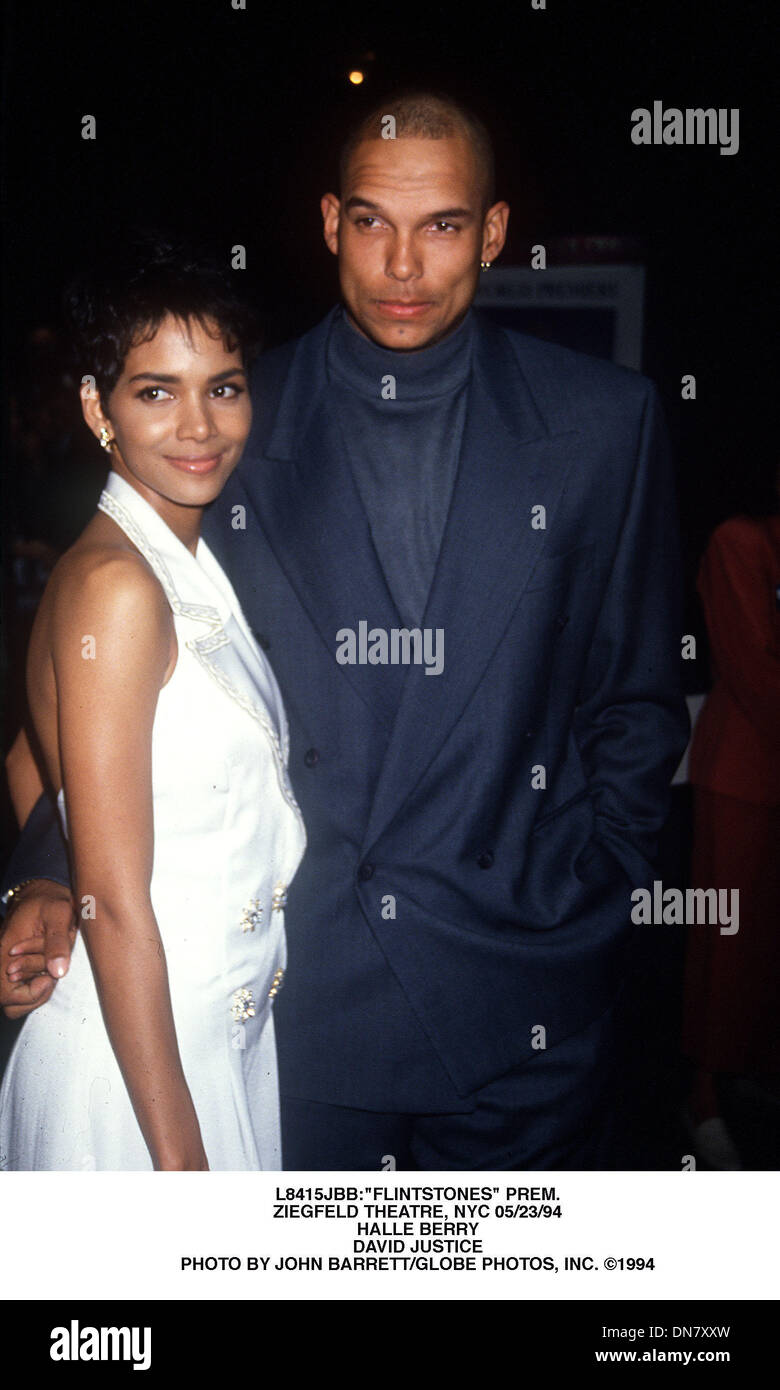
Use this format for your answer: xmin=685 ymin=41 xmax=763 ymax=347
xmin=49 ymin=547 xmax=206 ymax=1170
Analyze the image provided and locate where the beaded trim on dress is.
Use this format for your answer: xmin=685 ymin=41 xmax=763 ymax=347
xmin=96 ymin=480 xmax=305 ymax=837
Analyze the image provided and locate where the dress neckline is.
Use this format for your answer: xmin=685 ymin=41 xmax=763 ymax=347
xmin=100 ymin=468 xmax=204 ymax=552
xmin=64 ymin=469 xmax=303 ymax=841
xmin=97 ymin=469 xmax=233 ymax=623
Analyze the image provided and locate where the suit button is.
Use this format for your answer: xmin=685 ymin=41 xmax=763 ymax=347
xmin=477 ymin=850 xmax=494 ymax=869
xmin=303 ymin=747 xmax=319 ymax=767
xmin=555 ymin=614 xmax=569 ymax=632
xmin=358 ymin=862 xmax=375 ymax=882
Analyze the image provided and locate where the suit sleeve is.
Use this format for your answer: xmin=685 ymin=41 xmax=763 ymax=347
xmin=573 ymin=382 xmax=690 ymax=888
xmin=697 ymin=520 xmax=780 ymax=744
xmin=0 ymin=791 xmax=71 ymax=916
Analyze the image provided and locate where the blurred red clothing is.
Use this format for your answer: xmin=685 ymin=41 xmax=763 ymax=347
xmin=689 ymin=514 xmax=780 ymax=805
xmin=683 ymin=513 xmax=780 ymax=1075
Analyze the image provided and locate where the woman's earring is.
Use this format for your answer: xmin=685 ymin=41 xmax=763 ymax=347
xmin=99 ymin=426 xmax=114 ymax=451
xmin=480 ymin=260 xmax=492 ymax=270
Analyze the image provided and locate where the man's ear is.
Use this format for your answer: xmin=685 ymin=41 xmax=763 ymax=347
xmin=320 ymin=193 xmax=341 ymax=256
xmin=481 ymin=201 xmax=510 ymax=265
xmin=79 ymin=379 xmax=112 ymax=445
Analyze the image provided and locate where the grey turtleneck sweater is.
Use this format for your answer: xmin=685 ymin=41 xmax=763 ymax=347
xmin=326 ymin=305 xmax=475 ymax=629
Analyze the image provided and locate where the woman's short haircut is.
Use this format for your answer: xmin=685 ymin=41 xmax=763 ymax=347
xmin=64 ymin=231 xmax=261 ymax=404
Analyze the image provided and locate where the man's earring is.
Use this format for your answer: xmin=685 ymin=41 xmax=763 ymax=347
xmin=480 ymin=260 xmax=492 ymax=270
xmin=99 ymin=426 xmax=114 ymax=451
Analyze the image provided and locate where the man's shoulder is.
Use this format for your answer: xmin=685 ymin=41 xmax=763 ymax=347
xmin=248 ymin=330 xmax=301 ymax=399
xmin=246 ymin=312 xmax=334 ymax=442
xmin=476 ymin=311 xmax=657 ymax=419
xmin=254 ymin=332 xmax=302 ymax=375
xmin=253 ymin=309 xmax=335 ymax=381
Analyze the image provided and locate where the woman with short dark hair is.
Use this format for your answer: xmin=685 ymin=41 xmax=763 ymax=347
xmin=0 ymin=236 xmax=306 ymax=1169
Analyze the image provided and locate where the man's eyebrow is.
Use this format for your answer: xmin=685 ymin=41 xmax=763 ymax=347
xmin=344 ymin=196 xmax=382 ymax=212
xmin=424 ymin=207 xmax=474 ymax=220
xmin=344 ymin=197 xmax=475 ymax=221
xmin=126 ymin=368 xmax=247 ymax=384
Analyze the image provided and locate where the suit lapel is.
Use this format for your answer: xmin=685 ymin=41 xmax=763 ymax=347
xmin=235 ymin=310 xmax=407 ymax=733
xmin=361 ymin=314 xmax=582 ymax=850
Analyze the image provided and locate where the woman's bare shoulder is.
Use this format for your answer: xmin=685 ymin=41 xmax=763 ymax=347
xmin=54 ymin=519 xmax=168 ymax=606
xmin=45 ymin=525 xmax=173 ymax=654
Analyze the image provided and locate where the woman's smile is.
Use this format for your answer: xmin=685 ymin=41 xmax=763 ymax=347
xmin=162 ymin=451 xmax=225 ymax=475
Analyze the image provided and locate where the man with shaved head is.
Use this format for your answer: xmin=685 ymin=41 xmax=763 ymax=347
xmin=2 ymin=90 xmax=688 ymax=1170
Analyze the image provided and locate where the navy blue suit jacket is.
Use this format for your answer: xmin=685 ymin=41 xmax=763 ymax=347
xmin=3 ymin=307 xmax=689 ymax=1112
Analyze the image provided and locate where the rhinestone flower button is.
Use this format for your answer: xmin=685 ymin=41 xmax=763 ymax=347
xmin=240 ymin=899 xmax=263 ymax=933
xmin=231 ymin=988 xmax=256 ymax=1022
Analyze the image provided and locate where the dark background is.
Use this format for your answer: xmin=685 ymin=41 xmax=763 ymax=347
xmin=0 ymin=0 xmax=775 ymax=1164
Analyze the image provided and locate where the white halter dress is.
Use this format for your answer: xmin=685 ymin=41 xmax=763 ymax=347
xmin=0 ymin=469 xmax=306 ymax=1170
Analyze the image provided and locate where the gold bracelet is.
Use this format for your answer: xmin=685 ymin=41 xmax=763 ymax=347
xmin=2 ymin=879 xmax=37 ymax=908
